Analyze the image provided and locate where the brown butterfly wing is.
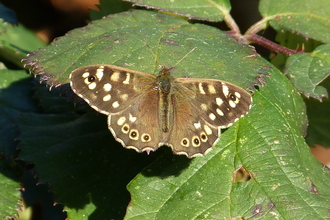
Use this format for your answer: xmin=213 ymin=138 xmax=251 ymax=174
xmin=70 ymin=64 xmax=164 ymax=152
xmin=165 ymin=78 xmax=252 ymax=158
xmin=70 ymin=65 xmax=156 ymax=114
xmin=70 ymin=65 xmax=252 ymax=157
xmin=108 ymin=88 xmax=165 ymax=153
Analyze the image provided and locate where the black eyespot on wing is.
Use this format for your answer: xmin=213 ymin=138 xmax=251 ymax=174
xmin=88 ymin=75 xmax=96 ymax=82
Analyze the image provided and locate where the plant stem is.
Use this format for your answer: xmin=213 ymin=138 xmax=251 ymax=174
xmin=223 ymin=13 xmax=241 ymax=35
xmin=247 ymin=35 xmax=303 ymax=56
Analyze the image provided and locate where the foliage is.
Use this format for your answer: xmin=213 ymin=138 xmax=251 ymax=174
xmin=0 ymin=0 xmax=329 ymax=219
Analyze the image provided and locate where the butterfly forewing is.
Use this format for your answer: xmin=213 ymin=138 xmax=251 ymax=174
xmin=175 ymin=78 xmax=252 ymax=128
xmin=70 ymin=65 xmax=156 ymax=115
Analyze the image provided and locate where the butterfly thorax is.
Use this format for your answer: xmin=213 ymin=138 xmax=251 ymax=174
xmin=156 ymin=67 xmax=175 ymax=133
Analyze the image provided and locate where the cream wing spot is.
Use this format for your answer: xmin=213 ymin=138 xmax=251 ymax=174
xmin=103 ymin=83 xmax=112 ymax=92
xmin=117 ymin=117 xmax=126 ymax=126
xmin=112 ymin=101 xmax=120 ymax=108
xmin=222 ymin=83 xmax=229 ymax=97
xmin=235 ymin=92 xmax=241 ymax=98
xmin=120 ymin=94 xmax=128 ymax=101
xmin=110 ymin=71 xmax=120 ymax=82
xmin=103 ymin=94 xmax=111 ymax=101
xmin=88 ymin=82 xmax=97 ymax=90
xmin=82 ymin=72 xmax=90 ymax=78
xmin=216 ymin=98 xmax=223 ymax=106
xmin=229 ymin=100 xmax=237 ymax=108
xmin=208 ymin=85 xmax=216 ymax=94
xmin=129 ymin=113 xmax=137 ymax=123
xmin=209 ymin=113 xmax=216 ymax=121
xmin=204 ymin=125 xmax=212 ymax=135
xmin=123 ymin=73 xmax=131 ymax=85
xmin=194 ymin=122 xmax=202 ymax=129
xmin=198 ymin=83 xmax=206 ymax=94
xmin=200 ymin=103 xmax=207 ymax=111
xmin=216 ymin=108 xmax=224 ymax=116
xmin=96 ymin=66 xmax=104 ymax=79
xmin=84 ymin=78 xmax=90 ymax=85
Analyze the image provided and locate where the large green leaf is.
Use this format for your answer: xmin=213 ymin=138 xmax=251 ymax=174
xmin=23 ymin=10 xmax=268 ymax=90
xmin=259 ymin=0 xmax=330 ymax=43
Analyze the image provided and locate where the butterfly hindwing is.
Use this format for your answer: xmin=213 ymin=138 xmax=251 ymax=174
xmin=108 ymin=87 xmax=164 ymax=153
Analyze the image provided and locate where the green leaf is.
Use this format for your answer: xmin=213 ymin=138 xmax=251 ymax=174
xmin=125 ymin=64 xmax=330 ymax=219
xmin=305 ymin=77 xmax=330 ymax=147
xmin=32 ymin=82 xmax=77 ymax=114
xmin=18 ymin=111 xmax=161 ymax=219
xmin=17 ymin=6 xmax=330 ymax=220
xmin=0 ymin=20 xmax=46 ymax=67
xmin=20 ymin=170 xmax=67 ymax=220
xmin=24 ymin=10 xmax=268 ymax=90
xmin=271 ymin=31 xmax=323 ymax=71
xmin=0 ymin=67 xmax=38 ymax=158
xmin=285 ymin=44 xmax=330 ymax=100
xmin=0 ymin=160 xmax=21 ymax=219
xmin=125 ymin=0 xmax=231 ymax=22
xmin=259 ymin=0 xmax=330 ymax=43
xmin=0 ymin=67 xmax=38 ymax=219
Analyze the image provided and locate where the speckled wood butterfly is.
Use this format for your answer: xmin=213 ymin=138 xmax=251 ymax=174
xmin=70 ymin=65 xmax=252 ymax=157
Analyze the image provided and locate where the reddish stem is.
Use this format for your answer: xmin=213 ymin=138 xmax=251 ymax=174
xmin=246 ymin=35 xmax=304 ymax=56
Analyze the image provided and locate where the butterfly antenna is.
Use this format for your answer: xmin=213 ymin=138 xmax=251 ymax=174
xmin=143 ymin=42 xmax=159 ymax=65
xmin=143 ymin=42 xmax=196 ymax=70
xmin=172 ymin=47 xmax=197 ymax=67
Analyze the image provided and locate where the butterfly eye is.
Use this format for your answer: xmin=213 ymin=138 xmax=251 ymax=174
xmin=88 ymin=75 xmax=96 ymax=82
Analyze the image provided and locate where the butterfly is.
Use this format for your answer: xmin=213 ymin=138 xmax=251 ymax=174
xmin=70 ymin=65 xmax=252 ymax=158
